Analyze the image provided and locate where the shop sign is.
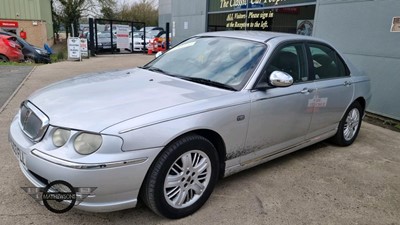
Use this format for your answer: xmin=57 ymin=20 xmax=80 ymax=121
xmin=225 ymin=10 xmax=273 ymax=30
xmin=116 ymin=25 xmax=129 ymax=49
xmin=67 ymin=37 xmax=81 ymax=61
xmin=296 ymin=20 xmax=313 ymax=36
xmin=275 ymin=7 xmax=299 ymax=14
xmin=0 ymin=21 xmax=19 ymax=28
xmin=80 ymin=38 xmax=89 ymax=58
xmin=209 ymin=0 xmax=316 ymax=12
xmin=390 ymin=17 xmax=400 ymax=32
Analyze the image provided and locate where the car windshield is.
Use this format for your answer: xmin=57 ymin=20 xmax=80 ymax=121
xmin=143 ymin=37 xmax=266 ymax=90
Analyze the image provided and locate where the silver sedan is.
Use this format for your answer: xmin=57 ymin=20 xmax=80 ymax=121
xmin=9 ymin=31 xmax=371 ymax=218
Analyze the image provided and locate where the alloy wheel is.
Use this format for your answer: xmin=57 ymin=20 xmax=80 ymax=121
xmin=163 ymin=150 xmax=211 ymax=209
xmin=343 ymin=108 xmax=360 ymax=141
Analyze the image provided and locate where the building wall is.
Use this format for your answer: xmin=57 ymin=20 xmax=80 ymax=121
xmin=0 ymin=0 xmax=41 ymax=19
xmin=159 ymin=0 xmax=172 ymax=30
xmin=170 ymin=0 xmax=207 ymax=45
xmin=0 ymin=0 xmax=54 ymax=46
xmin=38 ymin=0 xmax=54 ymax=40
xmin=18 ymin=20 xmax=49 ymax=47
xmin=313 ymin=0 xmax=400 ymax=120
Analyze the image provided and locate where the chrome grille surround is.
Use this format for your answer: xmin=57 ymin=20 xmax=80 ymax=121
xmin=19 ymin=101 xmax=49 ymax=142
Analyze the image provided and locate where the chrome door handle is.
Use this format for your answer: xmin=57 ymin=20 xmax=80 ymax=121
xmin=344 ymin=81 xmax=352 ymax=86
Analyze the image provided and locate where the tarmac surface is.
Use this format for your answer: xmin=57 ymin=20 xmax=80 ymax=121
xmin=0 ymin=54 xmax=399 ymax=225
xmin=0 ymin=66 xmax=34 ymax=111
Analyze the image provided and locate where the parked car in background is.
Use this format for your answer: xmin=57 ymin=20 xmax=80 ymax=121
xmin=96 ymin=32 xmax=119 ymax=52
xmin=139 ymin=26 xmax=164 ymax=34
xmin=0 ymin=30 xmax=51 ymax=63
xmin=127 ymin=31 xmax=145 ymax=52
xmin=126 ymin=29 xmax=165 ymax=52
xmin=9 ymin=31 xmax=371 ymax=219
xmin=138 ymin=27 xmax=165 ymax=48
xmin=0 ymin=34 xmax=24 ymax=62
xmin=146 ymin=31 xmax=171 ymax=52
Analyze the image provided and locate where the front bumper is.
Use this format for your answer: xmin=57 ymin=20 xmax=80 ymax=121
xmin=9 ymin=115 xmax=162 ymax=212
xmin=34 ymin=53 xmax=51 ymax=64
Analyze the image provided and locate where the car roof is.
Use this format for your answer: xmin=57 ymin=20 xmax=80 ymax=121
xmin=0 ymin=30 xmax=16 ymax=38
xmin=0 ymin=33 xmax=14 ymax=39
xmin=194 ymin=31 xmax=324 ymax=43
xmin=0 ymin=30 xmax=28 ymax=43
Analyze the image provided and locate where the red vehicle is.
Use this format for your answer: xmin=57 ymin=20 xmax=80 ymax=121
xmin=0 ymin=34 xmax=24 ymax=62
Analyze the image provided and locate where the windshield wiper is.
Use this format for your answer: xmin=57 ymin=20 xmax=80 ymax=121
xmin=143 ymin=66 xmax=169 ymax=75
xmin=181 ymin=77 xmax=237 ymax=91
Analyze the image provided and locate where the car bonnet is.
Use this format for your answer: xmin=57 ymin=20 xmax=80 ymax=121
xmin=27 ymin=68 xmax=230 ymax=132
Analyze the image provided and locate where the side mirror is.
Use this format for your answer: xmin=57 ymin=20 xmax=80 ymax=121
xmin=269 ymin=71 xmax=293 ymax=87
xmin=155 ymin=51 xmax=163 ymax=58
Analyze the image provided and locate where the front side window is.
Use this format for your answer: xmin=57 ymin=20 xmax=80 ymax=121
xmin=264 ymin=43 xmax=307 ymax=83
xmin=144 ymin=37 xmax=266 ymax=90
xmin=309 ymin=43 xmax=349 ymax=79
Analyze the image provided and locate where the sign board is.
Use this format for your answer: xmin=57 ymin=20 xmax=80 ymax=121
xmin=390 ymin=17 xmax=400 ymax=32
xmin=0 ymin=21 xmax=18 ymax=28
xmin=116 ymin=26 xmax=129 ymax=49
xmin=80 ymin=38 xmax=89 ymax=58
xmin=297 ymin=20 xmax=314 ymax=36
xmin=209 ymin=0 xmax=316 ymax=12
xmin=67 ymin=37 xmax=81 ymax=61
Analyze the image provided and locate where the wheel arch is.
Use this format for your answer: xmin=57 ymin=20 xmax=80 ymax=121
xmin=191 ymin=129 xmax=227 ymax=179
xmin=138 ymin=129 xmax=227 ymax=212
xmin=140 ymin=128 xmax=227 ymax=194
xmin=161 ymin=129 xmax=227 ymax=179
xmin=353 ymin=97 xmax=366 ymax=115
xmin=0 ymin=54 xmax=9 ymax=61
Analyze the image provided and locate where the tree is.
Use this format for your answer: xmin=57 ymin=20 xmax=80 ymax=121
xmin=115 ymin=0 xmax=158 ymax=27
xmin=53 ymin=0 xmax=115 ymax=37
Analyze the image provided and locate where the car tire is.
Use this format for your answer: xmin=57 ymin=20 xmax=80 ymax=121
xmin=141 ymin=134 xmax=219 ymax=219
xmin=330 ymin=101 xmax=363 ymax=146
xmin=0 ymin=54 xmax=9 ymax=62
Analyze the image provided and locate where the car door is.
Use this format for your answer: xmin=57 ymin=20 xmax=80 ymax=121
xmin=242 ymin=42 xmax=316 ymax=163
xmin=305 ymin=42 xmax=354 ymax=138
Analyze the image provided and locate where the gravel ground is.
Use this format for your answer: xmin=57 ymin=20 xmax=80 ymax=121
xmin=0 ymin=54 xmax=399 ymax=225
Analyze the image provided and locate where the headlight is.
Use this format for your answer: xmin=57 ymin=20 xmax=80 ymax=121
xmin=74 ymin=133 xmax=102 ymax=155
xmin=52 ymin=128 xmax=71 ymax=147
xmin=35 ymin=49 xmax=47 ymax=55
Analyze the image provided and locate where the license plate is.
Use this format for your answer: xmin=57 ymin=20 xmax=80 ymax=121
xmin=103 ymin=46 xmax=111 ymax=49
xmin=10 ymin=141 xmax=26 ymax=166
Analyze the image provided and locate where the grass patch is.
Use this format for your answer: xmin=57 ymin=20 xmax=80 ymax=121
xmin=365 ymin=113 xmax=400 ymax=133
xmin=51 ymin=42 xmax=68 ymax=63
xmin=0 ymin=61 xmax=33 ymax=66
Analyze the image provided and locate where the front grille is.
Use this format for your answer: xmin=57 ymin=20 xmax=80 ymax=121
xmin=19 ymin=101 xmax=49 ymax=142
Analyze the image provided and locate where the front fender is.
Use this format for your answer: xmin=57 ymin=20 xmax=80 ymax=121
xmin=102 ymin=101 xmax=251 ymax=158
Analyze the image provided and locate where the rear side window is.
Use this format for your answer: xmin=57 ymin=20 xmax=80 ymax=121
xmin=308 ymin=43 xmax=349 ymax=79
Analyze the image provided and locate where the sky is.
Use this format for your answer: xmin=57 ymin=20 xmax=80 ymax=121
xmin=115 ymin=0 xmax=159 ymax=8
xmin=116 ymin=0 xmax=140 ymax=4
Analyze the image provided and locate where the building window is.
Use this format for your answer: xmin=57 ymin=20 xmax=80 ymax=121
xmin=207 ymin=1 xmax=316 ymax=34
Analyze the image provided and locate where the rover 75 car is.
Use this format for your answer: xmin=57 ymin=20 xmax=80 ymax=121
xmin=9 ymin=31 xmax=371 ymax=218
